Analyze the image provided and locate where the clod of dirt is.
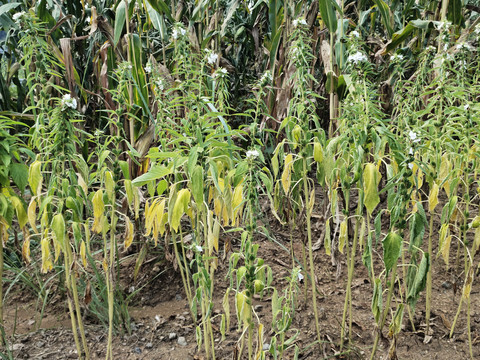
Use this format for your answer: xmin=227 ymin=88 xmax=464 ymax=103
xmin=169 ymin=332 xmax=177 ymax=340
xmin=177 ymin=336 xmax=187 ymax=346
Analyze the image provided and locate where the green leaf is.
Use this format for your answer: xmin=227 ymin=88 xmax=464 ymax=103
xmin=371 ymin=277 xmax=383 ymax=324
xmin=114 ymin=1 xmax=126 ymax=46
xmin=373 ymin=0 xmax=393 ymax=36
xmin=319 ymin=0 xmax=339 ymax=33
xmin=409 ymin=203 xmax=426 ymax=254
xmin=407 ymin=253 xmax=430 ymax=308
xmin=132 ymin=165 xmax=172 ymax=186
xmin=10 ymin=162 xmax=28 ymax=193
xmin=191 ymin=165 xmax=204 ymax=206
xmin=0 ymin=2 xmax=21 ymax=16
xmin=382 ymin=232 xmax=402 ymax=274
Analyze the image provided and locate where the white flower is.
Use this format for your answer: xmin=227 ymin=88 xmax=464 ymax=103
xmin=246 ymin=149 xmax=260 ymax=160
xmin=464 ymin=104 xmax=470 ymax=111
xmin=260 ymin=71 xmax=272 ymax=85
xmin=172 ymin=29 xmax=179 ymax=40
xmin=297 ymin=272 xmax=304 ymax=282
xmin=350 ymin=30 xmax=360 ymax=38
xmin=347 ymin=51 xmax=368 ymax=65
xmin=247 ymin=0 xmax=254 ymax=12
xmin=214 ymin=67 xmax=228 ymax=78
xmin=457 ymin=43 xmax=473 ymax=51
xmin=409 ymin=147 xmax=413 ymax=155
xmin=391 ymin=53 xmax=404 ymax=62
xmin=145 ymin=64 xmax=152 ymax=73
xmin=180 ymin=28 xmax=186 ymax=36
xmin=12 ymin=12 xmax=25 ymax=21
xmin=195 ymin=245 xmax=203 ymax=252
xmin=206 ymin=51 xmax=218 ymax=65
xmin=61 ymin=94 xmax=77 ymax=110
xmin=436 ymin=21 xmax=451 ymax=32
xmin=156 ymin=79 xmax=165 ymax=91
xmin=408 ymin=130 xmax=420 ymax=143
xmin=293 ymin=18 xmax=307 ymax=28
xmin=408 ymin=163 xmax=414 ymax=170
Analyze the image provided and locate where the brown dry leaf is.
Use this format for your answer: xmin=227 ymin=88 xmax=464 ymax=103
xmin=84 ymin=281 xmax=92 ymax=306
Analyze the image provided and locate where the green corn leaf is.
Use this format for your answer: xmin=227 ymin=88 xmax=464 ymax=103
xmin=114 ymin=1 xmax=126 ymax=46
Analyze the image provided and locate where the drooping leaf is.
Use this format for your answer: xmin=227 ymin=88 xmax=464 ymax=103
xmin=281 ymin=154 xmax=294 ymax=195
xmin=407 ymin=253 xmax=430 ymax=308
xmin=382 ymin=232 xmax=402 ymax=274
xmin=51 ymin=214 xmax=65 ymax=250
xmin=170 ymin=189 xmax=191 ymax=232
xmin=363 ymin=163 xmax=381 ymax=215
xmin=372 ymin=277 xmax=383 ymax=324
xmin=9 ymin=162 xmax=28 ymax=193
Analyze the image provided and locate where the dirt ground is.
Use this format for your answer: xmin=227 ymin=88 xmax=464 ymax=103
xmin=2 ymin=199 xmax=480 ymax=360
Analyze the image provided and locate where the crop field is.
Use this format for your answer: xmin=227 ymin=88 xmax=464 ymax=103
xmin=0 ymin=1 xmax=480 ymax=359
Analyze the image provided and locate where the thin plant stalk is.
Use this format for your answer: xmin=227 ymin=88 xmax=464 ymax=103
xmin=371 ymin=261 xmax=398 ymax=360
xmin=106 ymin=201 xmax=117 ymax=360
xmin=0 ymin=222 xmax=4 ymax=339
xmin=65 ymin=238 xmax=89 ymax=359
xmin=425 ymin=212 xmax=434 ymax=335
xmin=302 ymin=157 xmax=321 ymax=345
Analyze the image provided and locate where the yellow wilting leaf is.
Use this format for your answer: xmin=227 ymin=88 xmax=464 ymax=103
xmin=473 ymin=227 xmax=480 ymax=256
xmin=41 ymin=236 xmax=53 ymax=273
xmin=438 ymin=224 xmax=449 ymax=258
xmin=80 ymin=240 xmax=87 ymax=268
xmin=134 ymin=186 xmax=140 ymax=220
xmin=330 ymin=188 xmax=337 ymax=219
xmin=92 ymin=189 xmax=105 ymax=233
xmin=77 ymin=173 xmax=88 ymax=195
xmin=105 ymin=171 xmax=115 ymax=202
xmin=462 ymin=268 xmax=474 ymax=302
xmin=235 ymin=290 xmax=251 ymax=329
xmin=28 ymin=160 xmax=42 ymax=196
xmin=428 ymin=183 xmax=439 ymax=213
xmin=232 ymin=183 xmax=244 ymax=226
xmin=22 ymin=233 xmax=31 ymax=264
xmin=313 ymin=140 xmax=324 ymax=163
xmin=0 ymin=218 xmax=8 ymax=245
xmin=324 ymin=219 xmax=331 ymax=256
xmin=28 ymin=199 xmax=38 ymax=234
xmin=125 ymin=179 xmax=134 ymax=209
xmin=281 ymin=154 xmax=294 ymax=195
xmin=212 ymin=218 xmax=220 ymax=254
xmin=11 ymin=195 xmax=28 ymax=229
xmin=441 ymin=235 xmax=452 ymax=268
xmin=223 ymin=288 xmax=231 ymax=331
xmin=51 ymin=214 xmax=65 ymax=251
xmin=338 ymin=219 xmax=348 ymax=254
xmin=363 ymin=163 xmax=381 ymax=216
xmin=144 ymin=199 xmax=157 ymax=237
xmin=171 ymin=189 xmax=191 ymax=232
xmin=124 ymin=216 xmax=134 ymax=250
